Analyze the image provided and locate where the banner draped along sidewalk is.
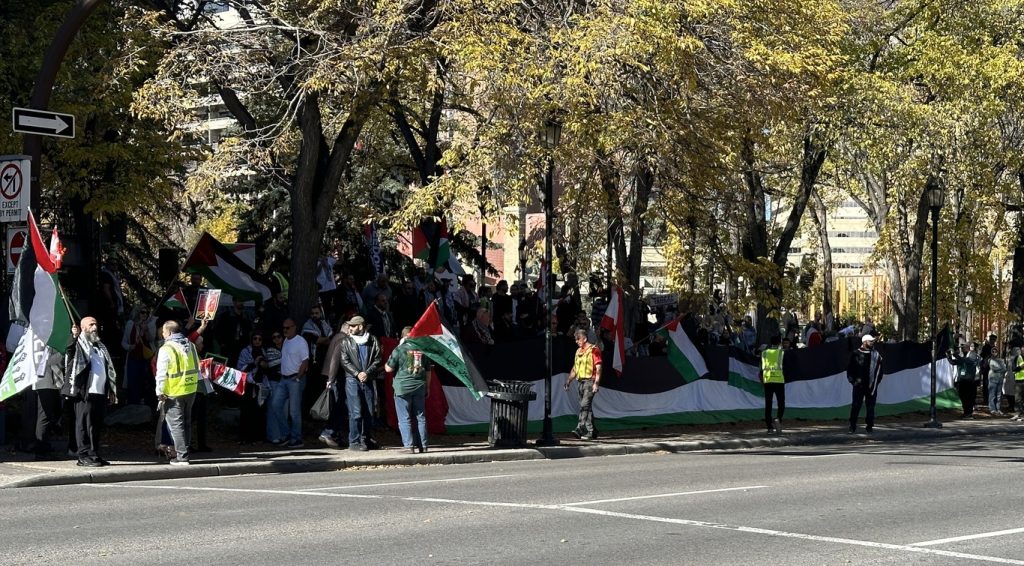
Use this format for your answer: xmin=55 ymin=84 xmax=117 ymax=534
xmin=436 ymin=334 xmax=959 ymax=434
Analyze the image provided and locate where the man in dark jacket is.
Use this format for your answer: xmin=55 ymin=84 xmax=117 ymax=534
xmin=337 ymin=316 xmax=382 ymax=451
xmin=950 ymin=342 xmax=981 ymax=418
xmin=847 ymin=334 xmax=883 ymax=434
xmin=62 ymin=316 xmax=118 ymax=467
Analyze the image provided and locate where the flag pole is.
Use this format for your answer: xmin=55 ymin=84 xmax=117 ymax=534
xmin=57 ymin=282 xmax=81 ymax=322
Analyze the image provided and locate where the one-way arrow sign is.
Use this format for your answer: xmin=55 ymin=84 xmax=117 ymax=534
xmin=12 ymin=107 xmax=75 ymax=139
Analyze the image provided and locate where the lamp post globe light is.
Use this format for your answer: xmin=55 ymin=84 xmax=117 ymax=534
xmin=925 ymin=178 xmax=946 ymax=429
xmin=536 ymin=118 xmax=562 ymax=447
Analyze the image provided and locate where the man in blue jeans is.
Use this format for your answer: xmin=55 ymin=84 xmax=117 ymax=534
xmin=338 ymin=316 xmax=382 ymax=451
xmin=270 ymin=318 xmax=308 ymax=448
xmin=385 ymin=327 xmax=433 ymax=453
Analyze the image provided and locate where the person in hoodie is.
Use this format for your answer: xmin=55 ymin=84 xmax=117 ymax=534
xmin=154 ymin=320 xmax=200 ymax=465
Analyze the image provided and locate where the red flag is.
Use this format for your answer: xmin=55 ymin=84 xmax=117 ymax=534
xmin=600 ymin=286 xmax=625 ymax=375
xmin=48 ymin=228 xmax=65 ymax=269
xmin=199 ymin=358 xmax=247 ymax=395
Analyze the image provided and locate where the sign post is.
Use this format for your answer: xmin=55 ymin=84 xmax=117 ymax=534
xmin=0 ymin=156 xmax=30 ymax=223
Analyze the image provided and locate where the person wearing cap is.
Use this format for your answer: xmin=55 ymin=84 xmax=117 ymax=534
xmin=62 ymin=316 xmax=118 ymax=467
xmin=846 ymin=334 xmax=884 ymax=433
xmin=337 ymin=315 xmax=382 ymax=451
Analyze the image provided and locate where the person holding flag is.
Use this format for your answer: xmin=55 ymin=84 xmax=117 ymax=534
xmin=62 ymin=317 xmax=118 ymax=467
xmin=385 ymin=326 xmax=433 ymax=453
xmin=564 ymin=328 xmax=602 ymax=441
xmin=154 ymin=320 xmax=200 ymax=465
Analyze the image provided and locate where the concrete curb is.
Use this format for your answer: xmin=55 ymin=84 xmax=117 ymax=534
xmin=4 ymin=424 xmax=1021 ymax=489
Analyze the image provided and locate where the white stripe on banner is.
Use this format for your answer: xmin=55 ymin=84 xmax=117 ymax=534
xmin=442 ymin=360 xmax=957 ymax=427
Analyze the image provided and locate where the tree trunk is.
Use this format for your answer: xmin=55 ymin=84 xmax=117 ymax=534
xmin=901 ymin=179 xmax=935 ymax=340
xmin=599 ymin=155 xmax=655 ymax=339
xmin=739 ymin=134 xmax=826 ymax=343
xmin=810 ymin=192 xmax=833 ymax=322
xmin=286 ymin=92 xmax=375 ymax=321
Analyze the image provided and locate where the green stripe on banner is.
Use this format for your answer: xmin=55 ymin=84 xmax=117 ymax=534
xmin=444 ymin=389 xmax=963 ymax=434
xmin=728 ymin=371 xmax=765 ymax=397
xmin=666 ymin=339 xmax=701 ymax=383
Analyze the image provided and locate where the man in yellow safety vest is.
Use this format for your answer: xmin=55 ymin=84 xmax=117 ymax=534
xmin=761 ymin=335 xmax=786 ymax=434
xmin=1012 ymin=348 xmax=1024 ymax=421
xmin=565 ymin=329 xmax=602 ymax=440
xmin=155 ymin=320 xmax=200 ymax=465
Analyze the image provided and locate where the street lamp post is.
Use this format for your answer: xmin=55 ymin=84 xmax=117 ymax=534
xmin=537 ymin=119 xmax=562 ymax=447
xmin=925 ymin=178 xmax=946 ymax=429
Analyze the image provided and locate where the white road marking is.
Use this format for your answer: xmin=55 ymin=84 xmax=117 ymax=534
xmin=86 ymin=483 xmax=1024 ymax=565
xmin=910 ymin=527 xmax=1024 ymax=547
xmin=563 ymin=485 xmax=768 ymax=506
xmin=561 ymin=506 xmax=1024 ymax=565
xmin=87 ymin=484 xmax=382 ymax=499
xmin=298 ymin=474 xmax=517 ymax=492
xmin=783 ymin=453 xmax=861 ymax=459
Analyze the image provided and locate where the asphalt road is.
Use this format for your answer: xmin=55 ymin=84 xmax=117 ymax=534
xmin=2 ymin=435 xmax=1023 ymax=565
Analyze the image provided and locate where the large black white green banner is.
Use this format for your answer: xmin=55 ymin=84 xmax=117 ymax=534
xmin=440 ymin=334 xmax=959 ymax=433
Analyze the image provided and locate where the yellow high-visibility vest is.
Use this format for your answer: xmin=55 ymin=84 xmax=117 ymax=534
xmin=762 ymin=348 xmax=785 ymax=384
xmin=1016 ymin=355 xmax=1024 ymax=382
xmin=161 ymin=342 xmax=199 ymax=397
xmin=573 ymin=345 xmax=597 ymax=380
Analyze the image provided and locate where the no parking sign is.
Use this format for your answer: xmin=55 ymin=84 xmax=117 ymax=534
xmin=0 ymin=155 xmax=29 ymax=223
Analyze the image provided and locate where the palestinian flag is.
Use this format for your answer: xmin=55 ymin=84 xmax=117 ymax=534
xmin=23 ymin=212 xmax=71 ymax=352
xmin=600 ymin=286 xmax=625 ymax=375
xmin=183 ymin=232 xmax=273 ymax=302
xmin=163 ymin=289 xmax=188 ymax=311
xmin=407 ymin=302 xmax=488 ymax=400
xmin=1 ymin=212 xmax=72 ymax=400
xmin=658 ymin=317 xmax=709 ymax=383
xmin=412 ymin=218 xmax=451 ymax=268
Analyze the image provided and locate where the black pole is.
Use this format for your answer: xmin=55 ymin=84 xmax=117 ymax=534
xmin=926 ymin=205 xmax=942 ymax=428
xmin=480 ymin=204 xmax=487 ymax=284
xmin=23 ymin=0 xmax=105 ymax=212
xmin=537 ymin=159 xmax=558 ymax=446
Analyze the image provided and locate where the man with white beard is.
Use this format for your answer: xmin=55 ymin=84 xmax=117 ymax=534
xmin=62 ymin=316 xmax=118 ymax=467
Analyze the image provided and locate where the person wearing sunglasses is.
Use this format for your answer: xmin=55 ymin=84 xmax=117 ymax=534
xmin=268 ymin=319 xmax=308 ymax=448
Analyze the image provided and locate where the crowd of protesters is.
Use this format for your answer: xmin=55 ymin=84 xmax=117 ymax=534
xmin=4 ymin=257 xmax=615 ymax=463
xmin=6 ymin=259 xmax=1024 ymax=464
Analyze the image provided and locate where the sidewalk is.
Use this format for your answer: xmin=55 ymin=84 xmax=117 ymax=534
xmin=3 ymin=412 xmax=1022 ymax=489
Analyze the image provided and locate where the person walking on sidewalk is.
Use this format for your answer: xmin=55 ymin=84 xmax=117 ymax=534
xmin=339 ymin=315 xmax=382 ymax=451
xmin=154 ymin=320 xmax=200 ymax=466
xmin=761 ymin=335 xmax=786 ymax=434
xmin=62 ymin=317 xmax=118 ymax=467
xmin=847 ymin=334 xmax=883 ymax=434
xmin=565 ymin=329 xmax=601 ymax=440
xmin=385 ymin=327 xmax=433 ymax=453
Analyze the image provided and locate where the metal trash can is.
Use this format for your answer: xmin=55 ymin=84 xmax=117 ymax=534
xmin=486 ymin=380 xmax=537 ymax=447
